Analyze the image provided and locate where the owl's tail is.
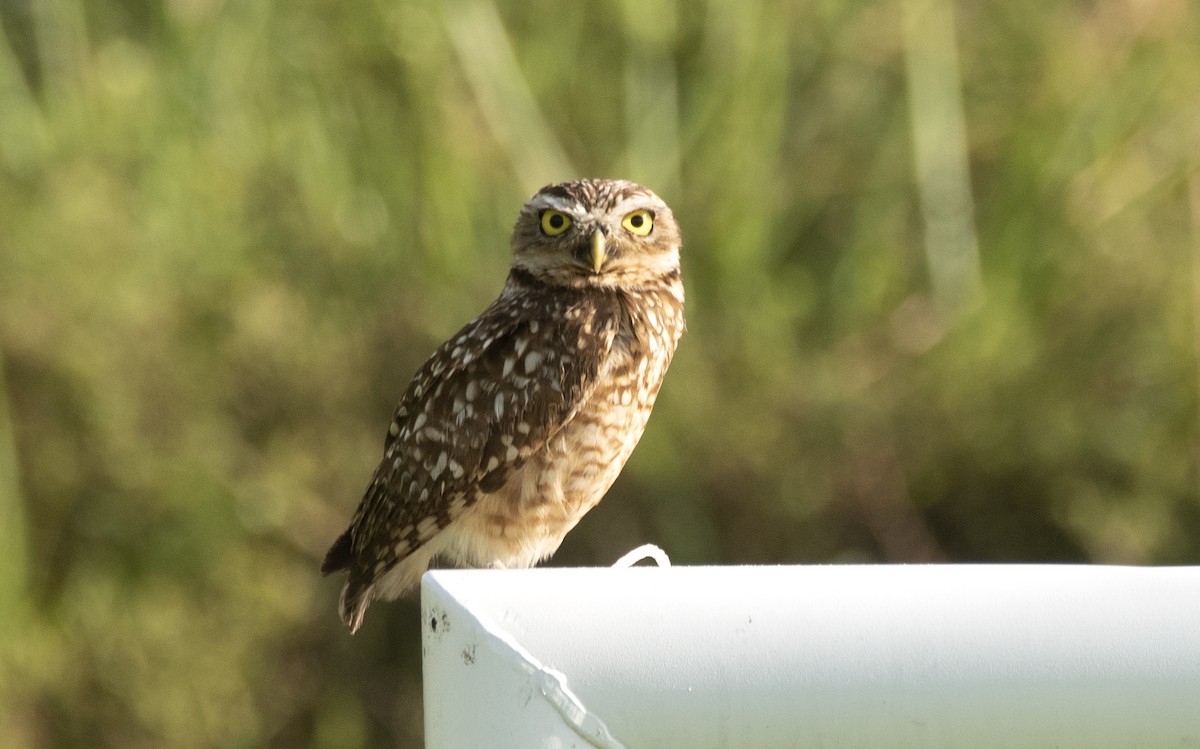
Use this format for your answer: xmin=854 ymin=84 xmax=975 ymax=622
xmin=321 ymin=529 xmax=373 ymax=634
xmin=323 ymin=528 xmax=436 ymax=634
xmin=338 ymin=579 xmax=374 ymax=635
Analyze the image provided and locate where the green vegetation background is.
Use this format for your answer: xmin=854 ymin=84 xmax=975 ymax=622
xmin=1 ymin=0 xmax=1198 ymax=746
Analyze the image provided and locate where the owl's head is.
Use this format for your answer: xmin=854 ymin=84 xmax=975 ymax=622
xmin=510 ymin=179 xmax=681 ymax=288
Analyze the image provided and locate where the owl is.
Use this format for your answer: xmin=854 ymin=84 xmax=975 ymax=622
xmin=321 ymin=178 xmax=685 ymax=633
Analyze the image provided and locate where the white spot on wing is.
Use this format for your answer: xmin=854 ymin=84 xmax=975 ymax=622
xmin=431 ymin=451 xmax=447 ymax=479
xmin=417 ymin=516 xmax=438 ymax=540
xmin=524 ymin=351 xmax=543 ymax=374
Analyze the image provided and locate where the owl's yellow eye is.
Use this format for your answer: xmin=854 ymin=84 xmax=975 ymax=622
xmin=539 ymin=210 xmax=572 ymax=236
xmin=622 ymin=209 xmax=654 ymax=236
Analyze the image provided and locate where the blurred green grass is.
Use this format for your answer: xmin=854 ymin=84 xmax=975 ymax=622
xmin=1 ymin=0 xmax=1198 ymax=746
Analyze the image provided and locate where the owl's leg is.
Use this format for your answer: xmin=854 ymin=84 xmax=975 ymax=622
xmin=488 ymin=560 xmax=508 ymax=569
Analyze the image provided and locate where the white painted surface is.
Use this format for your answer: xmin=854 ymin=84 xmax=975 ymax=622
xmin=422 ymin=565 xmax=1200 ymax=748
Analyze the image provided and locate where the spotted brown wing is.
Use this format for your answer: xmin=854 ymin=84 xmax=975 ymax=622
xmin=322 ymin=283 xmax=620 ymax=598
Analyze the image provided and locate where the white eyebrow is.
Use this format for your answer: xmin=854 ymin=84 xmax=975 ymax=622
xmin=528 ymin=195 xmax=581 ymax=214
xmin=609 ymin=195 xmax=662 ymax=216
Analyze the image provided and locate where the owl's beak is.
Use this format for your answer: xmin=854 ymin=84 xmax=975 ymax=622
xmin=590 ymin=229 xmax=607 ymax=273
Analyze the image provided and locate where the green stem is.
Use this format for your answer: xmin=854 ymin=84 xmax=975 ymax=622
xmin=0 ymin=348 xmax=29 ymax=621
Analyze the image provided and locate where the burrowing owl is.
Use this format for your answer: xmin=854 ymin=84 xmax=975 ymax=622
xmin=321 ymin=179 xmax=685 ymax=632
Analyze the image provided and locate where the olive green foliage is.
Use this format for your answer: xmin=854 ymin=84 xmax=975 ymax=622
xmin=1 ymin=0 xmax=1198 ymax=745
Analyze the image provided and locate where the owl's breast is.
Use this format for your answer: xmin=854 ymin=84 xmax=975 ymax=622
xmin=445 ymin=284 xmax=684 ymax=569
